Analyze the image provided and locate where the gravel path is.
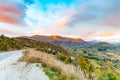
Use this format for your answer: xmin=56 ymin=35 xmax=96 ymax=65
xmin=0 ymin=51 xmax=49 ymax=80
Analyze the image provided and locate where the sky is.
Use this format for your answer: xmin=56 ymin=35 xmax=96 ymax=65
xmin=0 ymin=0 xmax=120 ymax=42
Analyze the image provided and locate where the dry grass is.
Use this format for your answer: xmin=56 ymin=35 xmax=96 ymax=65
xmin=19 ymin=49 xmax=88 ymax=80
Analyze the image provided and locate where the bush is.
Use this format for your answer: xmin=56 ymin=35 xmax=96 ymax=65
xmin=58 ymin=53 xmax=72 ymax=64
xmin=77 ymin=56 xmax=94 ymax=78
xmin=58 ymin=53 xmax=67 ymax=61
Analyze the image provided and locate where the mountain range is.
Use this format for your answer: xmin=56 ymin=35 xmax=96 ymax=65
xmin=17 ymin=35 xmax=95 ymax=48
xmin=16 ymin=35 xmax=120 ymax=49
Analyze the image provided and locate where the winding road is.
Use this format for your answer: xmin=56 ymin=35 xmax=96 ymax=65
xmin=0 ymin=50 xmax=49 ymax=80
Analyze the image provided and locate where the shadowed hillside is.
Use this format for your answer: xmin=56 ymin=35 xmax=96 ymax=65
xmin=19 ymin=35 xmax=94 ymax=48
xmin=0 ymin=35 xmax=23 ymax=51
xmin=0 ymin=35 xmax=68 ymax=55
xmin=90 ymin=42 xmax=120 ymax=51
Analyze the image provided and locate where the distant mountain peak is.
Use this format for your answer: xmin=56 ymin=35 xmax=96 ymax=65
xmin=31 ymin=35 xmax=40 ymax=38
xmin=72 ymin=38 xmax=81 ymax=41
xmin=50 ymin=35 xmax=61 ymax=40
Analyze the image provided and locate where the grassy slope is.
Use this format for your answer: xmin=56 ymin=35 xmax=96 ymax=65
xmin=19 ymin=49 xmax=87 ymax=80
xmin=15 ymin=38 xmax=68 ymax=54
xmin=0 ymin=35 xmax=68 ymax=55
xmin=0 ymin=36 xmax=23 ymax=51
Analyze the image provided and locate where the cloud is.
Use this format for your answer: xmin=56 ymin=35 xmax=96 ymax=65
xmin=0 ymin=5 xmax=23 ymax=15
xmin=0 ymin=29 xmax=19 ymax=36
xmin=0 ymin=13 xmax=19 ymax=25
xmin=0 ymin=23 xmax=28 ymax=37
xmin=102 ymin=11 xmax=120 ymax=27
xmin=51 ymin=14 xmax=73 ymax=31
xmin=0 ymin=0 xmax=34 ymax=25
xmin=100 ymin=30 xmax=117 ymax=37
xmin=86 ymin=30 xmax=120 ymax=41
xmin=25 ymin=0 xmax=120 ymax=39
xmin=1 ymin=0 xmax=120 ymax=42
xmin=64 ymin=0 xmax=120 ymax=27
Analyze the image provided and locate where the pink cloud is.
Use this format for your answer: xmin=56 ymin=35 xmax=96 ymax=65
xmin=50 ymin=10 xmax=77 ymax=32
xmin=0 ymin=5 xmax=23 ymax=15
xmin=0 ymin=13 xmax=19 ymax=25
xmin=0 ymin=2 xmax=27 ymax=25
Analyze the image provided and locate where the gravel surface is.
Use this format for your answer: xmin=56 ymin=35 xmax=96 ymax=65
xmin=0 ymin=51 xmax=49 ymax=80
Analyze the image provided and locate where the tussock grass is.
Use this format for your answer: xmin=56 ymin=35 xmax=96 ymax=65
xmin=19 ymin=49 xmax=88 ymax=80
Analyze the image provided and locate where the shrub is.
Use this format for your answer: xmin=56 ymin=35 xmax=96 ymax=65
xmin=77 ymin=56 xmax=94 ymax=78
xmin=58 ymin=53 xmax=72 ymax=64
xmin=58 ymin=53 xmax=67 ymax=61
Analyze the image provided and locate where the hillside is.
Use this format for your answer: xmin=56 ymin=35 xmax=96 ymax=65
xmin=27 ymin=35 xmax=94 ymax=48
xmin=68 ymin=42 xmax=120 ymax=80
xmin=90 ymin=42 xmax=120 ymax=51
xmin=19 ymin=49 xmax=88 ymax=80
xmin=0 ymin=35 xmax=23 ymax=51
xmin=0 ymin=35 xmax=68 ymax=55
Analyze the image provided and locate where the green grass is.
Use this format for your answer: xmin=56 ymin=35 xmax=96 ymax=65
xmin=43 ymin=66 xmax=76 ymax=80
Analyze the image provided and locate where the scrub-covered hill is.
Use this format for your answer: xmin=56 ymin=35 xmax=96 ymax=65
xmin=0 ymin=35 xmax=23 ymax=51
xmin=0 ymin=35 xmax=68 ymax=55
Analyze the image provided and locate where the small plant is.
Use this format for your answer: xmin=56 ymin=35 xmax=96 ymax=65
xmin=36 ymin=64 xmax=40 ymax=67
xmin=69 ymin=74 xmax=76 ymax=80
xmin=58 ymin=53 xmax=73 ymax=64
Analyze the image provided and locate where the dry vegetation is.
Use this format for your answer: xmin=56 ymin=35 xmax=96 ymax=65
xmin=19 ymin=49 xmax=88 ymax=80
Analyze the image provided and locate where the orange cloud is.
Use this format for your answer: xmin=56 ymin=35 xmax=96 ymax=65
xmin=51 ymin=16 xmax=72 ymax=31
xmin=100 ymin=30 xmax=117 ymax=37
xmin=0 ymin=13 xmax=19 ymax=25
xmin=0 ymin=4 xmax=25 ymax=25
xmin=86 ymin=30 xmax=118 ymax=40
